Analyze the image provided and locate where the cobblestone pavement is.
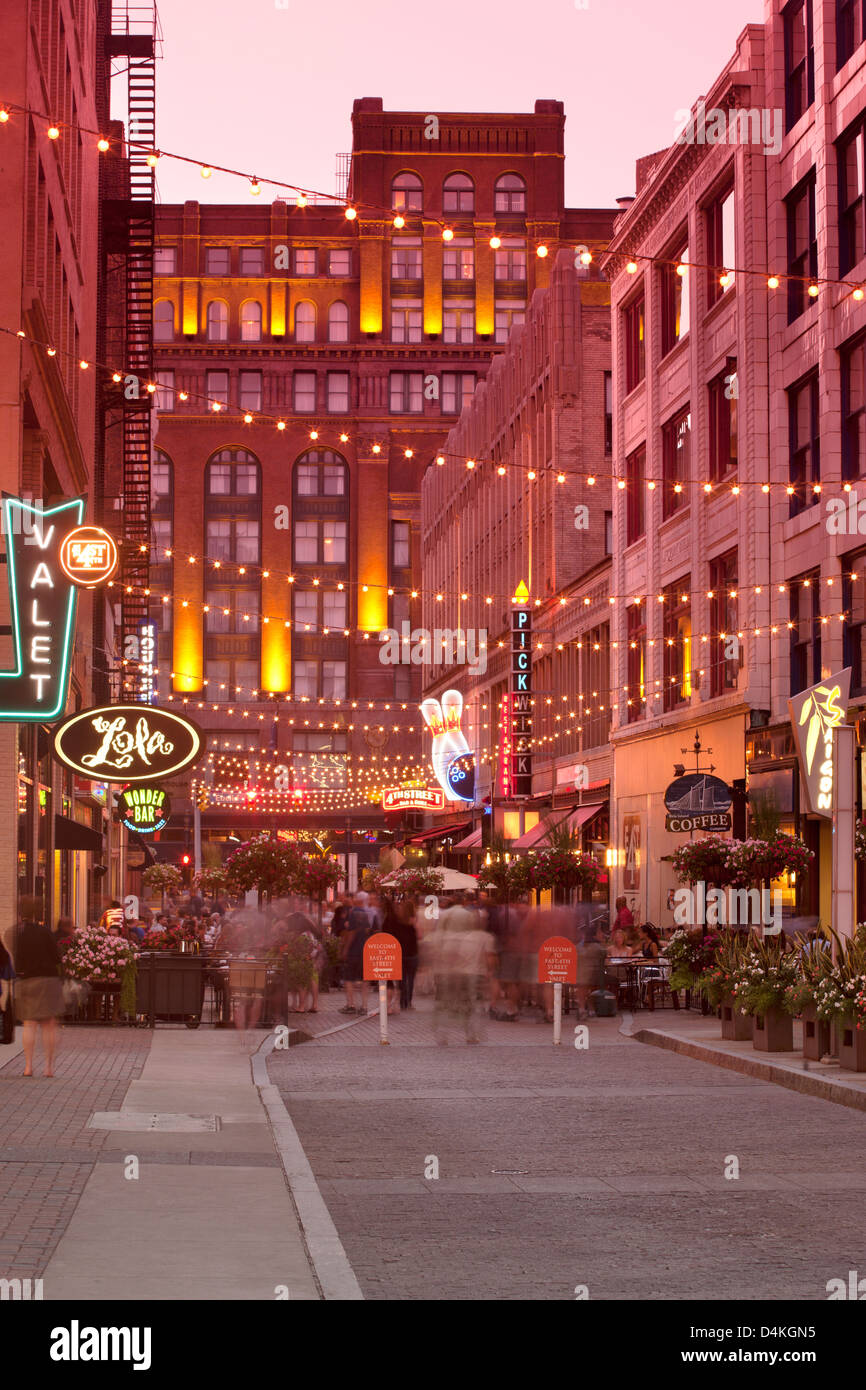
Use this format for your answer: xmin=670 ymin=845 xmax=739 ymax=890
xmin=0 ymin=1027 xmax=151 ymax=1278
xmin=268 ymin=998 xmax=866 ymax=1301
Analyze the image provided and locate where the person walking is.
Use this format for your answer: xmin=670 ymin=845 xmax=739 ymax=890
xmin=339 ymin=895 xmax=373 ymax=1014
xmin=575 ymin=924 xmax=608 ymax=1020
xmin=391 ymin=899 xmax=419 ymax=1010
xmin=11 ymin=898 xmax=64 ymax=1077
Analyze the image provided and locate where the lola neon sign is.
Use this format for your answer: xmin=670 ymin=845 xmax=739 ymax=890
xmin=0 ymin=495 xmax=84 ymax=721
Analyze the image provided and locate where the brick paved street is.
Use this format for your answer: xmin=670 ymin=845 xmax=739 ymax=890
xmin=269 ymin=998 xmax=866 ymax=1301
xmin=0 ymin=1027 xmax=151 ymax=1278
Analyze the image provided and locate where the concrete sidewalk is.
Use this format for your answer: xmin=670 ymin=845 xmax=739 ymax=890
xmin=632 ymin=1009 xmax=866 ymax=1113
xmin=26 ymin=1027 xmax=329 ymax=1300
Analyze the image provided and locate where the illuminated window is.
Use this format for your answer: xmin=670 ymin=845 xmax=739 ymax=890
xmin=662 ymin=580 xmax=691 ymax=712
xmin=624 ymin=294 xmax=645 ymax=391
xmin=706 ymin=187 xmax=735 ymax=307
xmin=443 ymin=240 xmax=474 ymax=280
xmin=391 ymin=172 xmax=423 ymax=212
xmin=662 ymin=407 xmax=690 ymax=518
xmin=660 ymin=243 xmax=689 ymax=353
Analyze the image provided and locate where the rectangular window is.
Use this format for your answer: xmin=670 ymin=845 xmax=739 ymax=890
xmin=604 ymin=372 xmax=613 ymax=454
xmin=660 ymin=246 xmax=690 ymax=354
xmin=328 ymin=249 xmax=351 ymax=276
xmin=626 ymin=603 xmax=646 ymax=724
xmin=293 ymin=589 xmax=319 ymax=628
xmin=327 ymin=372 xmax=350 ymax=412
xmin=709 ymin=550 xmax=739 ymax=697
xmin=239 ymin=247 xmax=264 ymax=275
xmin=843 ymin=335 xmax=866 ymax=480
xmin=154 ymin=247 xmax=177 ymax=275
xmin=494 ymin=242 xmax=526 ymax=280
xmin=322 ymin=661 xmax=347 ymax=700
xmin=441 ymin=372 xmax=476 ymax=414
xmin=392 ymin=521 xmax=411 ymax=569
xmin=206 ymin=588 xmax=260 ymax=634
xmin=206 ymin=370 xmax=229 ymax=407
xmin=323 ymin=520 xmax=347 ymax=564
xmin=443 ymin=301 xmax=475 ymax=344
xmin=706 ymin=187 xmax=735 ymax=307
xmin=323 ymin=590 xmax=347 ymax=628
xmin=604 ymin=511 xmax=613 ymax=555
xmin=708 ymin=362 xmax=738 ymax=481
xmin=389 ymin=372 xmax=423 ymax=413
xmin=391 ymin=240 xmax=422 ymax=279
xmin=787 ymin=174 xmax=817 ymax=323
xmin=662 ymin=407 xmax=690 ymax=519
xmin=494 ymin=303 xmax=525 ymax=344
xmin=443 ymin=242 xmax=474 ymax=280
xmin=239 ymin=371 xmax=262 ymax=412
xmin=838 ymin=119 xmax=865 ymax=276
xmin=294 ymin=248 xmax=317 ymax=276
xmin=294 ymin=521 xmax=318 ymax=564
xmin=625 ymin=445 xmax=645 ymax=544
xmin=391 ymin=302 xmax=423 ymax=343
xmin=155 ymin=369 xmax=175 ymax=412
xmin=205 ymin=519 xmax=260 ymax=564
xmin=151 ymin=460 xmax=171 ymax=498
xmin=293 ymin=372 xmax=317 ymax=412
xmin=788 ymin=372 xmax=820 ymax=516
xmin=150 ymin=517 xmax=171 ymax=566
xmin=205 ymin=246 xmax=230 ymax=275
xmin=843 ymin=547 xmax=866 ymax=692
xmin=624 ymin=294 xmax=645 ymax=392
xmin=663 ymin=580 xmax=692 ymax=712
xmin=784 ymin=0 xmax=815 ymax=130
xmin=293 ymin=660 xmax=318 ymax=699
xmin=837 ymin=0 xmax=863 ymax=68
xmin=790 ymin=571 xmax=821 ymax=694
xmin=207 ymin=462 xmax=257 ymax=497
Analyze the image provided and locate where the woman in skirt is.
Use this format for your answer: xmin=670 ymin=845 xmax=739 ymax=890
xmin=12 ymin=897 xmax=64 ymax=1078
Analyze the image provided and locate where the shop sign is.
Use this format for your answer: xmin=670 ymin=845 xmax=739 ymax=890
xmin=58 ymin=526 xmax=118 ymax=587
xmin=423 ymin=688 xmax=476 ymax=804
xmin=788 ymin=669 xmax=851 ymax=817
xmin=664 ymin=773 xmax=733 ymax=833
xmin=117 ymin=785 xmax=171 ymax=834
xmin=363 ymin=932 xmax=402 ymax=981
xmin=53 ymin=706 xmax=204 ymax=782
xmin=381 ymin=786 xmax=445 ymax=812
xmin=510 ymin=583 xmax=533 ymax=798
xmin=538 ymin=936 xmax=577 ymax=984
xmin=0 ymin=495 xmax=84 ymax=721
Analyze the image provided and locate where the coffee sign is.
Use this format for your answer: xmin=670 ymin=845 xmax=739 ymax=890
xmin=53 ymin=706 xmax=204 ymax=783
xmin=664 ymin=773 xmax=733 ymax=833
xmin=117 ymin=785 xmax=171 ymax=834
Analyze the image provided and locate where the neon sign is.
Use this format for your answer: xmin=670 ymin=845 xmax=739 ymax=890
xmin=421 ymin=688 xmax=476 ymax=803
xmin=0 ymin=495 xmax=84 ymax=720
xmin=381 ymin=787 xmax=445 ymax=812
xmin=58 ymin=526 xmax=118 ymax=587
xmin=788 ymin=669 xmax=851 ymax=817
xmin=53 ymin=706 xmax=204 ymax=783
xmin=117 ymin=785 xmax=171 ymax=834
xmin=510 ymin=582 xmax=533 ymax=798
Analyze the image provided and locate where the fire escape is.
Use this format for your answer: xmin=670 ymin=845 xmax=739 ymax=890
xmin=105 ymin=3 xmax=157 ymax=700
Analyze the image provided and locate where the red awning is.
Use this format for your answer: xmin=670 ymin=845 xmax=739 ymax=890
xmin=406 ymin=821 xmax=471 ymax=844
xmin=453 ymin=827 xmax=482 ymax=850
xmin=512 ymin=804 xmax=604 ymax=849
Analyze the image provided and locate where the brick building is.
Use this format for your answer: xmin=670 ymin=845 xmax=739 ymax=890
xmin=604 ymin=4 xmax=866 ymax=928
xmin=151 ymin=98 xmax=614 ymax=876
xmin=419 ymin=247 xmax=615 ymax=867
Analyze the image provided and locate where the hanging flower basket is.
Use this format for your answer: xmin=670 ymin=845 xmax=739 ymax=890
xmin=726 ymin=833 xmax=813 ymax=888
xmin=670 ymin=839 xmax=736 ymax=887
xmin=527 ymin=849 xmax=601 ymax=895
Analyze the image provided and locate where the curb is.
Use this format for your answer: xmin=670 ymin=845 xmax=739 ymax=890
xmin=252 ymin=1034 xmax=364 ymax=1301
xmin=634 ymin=1026 xmax=866 ymax=1114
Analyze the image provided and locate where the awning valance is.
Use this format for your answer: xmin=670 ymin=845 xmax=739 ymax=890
xmin=54 ymin=814 xmax=103 ymax=853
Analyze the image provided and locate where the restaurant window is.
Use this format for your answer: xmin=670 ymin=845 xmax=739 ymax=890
xmin=842 ymin=334 xmax=866 ymax=480
xmin=625 ymin=444 xmax=645 ymax=544
xmin=662 ymin=580 xmax=692 ymax=713
xmin=708 ymin=362 xmax=738 ymax=481
xmin=626 ymin=603 xmax=646 ymax=723
xmin=838 ymin=116 xmax=866 ymax=275
xmin=706 ymin=186 xmax=735 ymax=307
xmin=662 ymin=407 xmax=690 ymax=519
xmin=660 ymin=244 xmax=689 ymax=354
xmin=788 ymin=372 xmax=820 ymax=517
xmin=784 ymin=0 xmax=815 ymax=130
xmin=837 ymin=0 xmax=864 ymax=68
xmin=709 ymin=550 xmax=739 ymax=697
xmin=786 ymin=173 xmax=817 ymax=322
xmin=790 ymin=571 xmax=821 ymax=695
xmin=624 ymin=293 xmax=645 ymax=392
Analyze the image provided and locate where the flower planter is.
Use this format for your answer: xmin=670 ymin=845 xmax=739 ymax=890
xmin=752 ymin=1007 xmax=794 ymax=1052
xmin=838 ymin=1020 xmax=866 ymax=1072
xmin=801 ymin=1004 xmax=831 ymax=1061
xmin=720 ymin=995 xmax=752 ymax=1041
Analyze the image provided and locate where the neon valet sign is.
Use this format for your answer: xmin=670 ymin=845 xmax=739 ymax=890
xmin=0 ymin=496 xmax=84 ymax=721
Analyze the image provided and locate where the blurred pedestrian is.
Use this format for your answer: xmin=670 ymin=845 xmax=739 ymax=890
xmin=576 ymin=925 xmax=608 ymax=1020
xmin=11 ymin=897 xmax=63 ymax=1077
xmin=391 ymin=899 xmax=419 ymax=1010
xmin=425 ymin=895 xmax=496 ymax=1043
xmin=339 ymin=895 xmax=372 ymax=1014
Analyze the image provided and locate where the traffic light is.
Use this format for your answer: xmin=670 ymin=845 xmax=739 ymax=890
xmin=181 ymin=852 xmax=191 ymax=867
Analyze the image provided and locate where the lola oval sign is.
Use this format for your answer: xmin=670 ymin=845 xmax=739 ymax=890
xmin=53 ymin=706 xmax=204 ymax=783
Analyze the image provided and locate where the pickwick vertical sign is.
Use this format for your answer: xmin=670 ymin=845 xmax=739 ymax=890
xmin=510 ymin=580 xmax=533 ymax=798
xmin=0 ymin=496 xmax=85 ymax=721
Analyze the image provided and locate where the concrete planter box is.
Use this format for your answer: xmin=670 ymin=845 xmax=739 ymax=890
xmin=801 ymin=1004 xmax=831 ymax=1061
xmin=838 ymin=1020 xmax=866 ymax=1072
xmin=720 ymin=996 xmax=752 ymax=1041
xmin=752 ymin=1007 xmax=794 ymax=1052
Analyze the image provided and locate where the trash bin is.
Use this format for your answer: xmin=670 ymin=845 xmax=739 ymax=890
xmin=137 ymin=953 xmax=205 ymax=1028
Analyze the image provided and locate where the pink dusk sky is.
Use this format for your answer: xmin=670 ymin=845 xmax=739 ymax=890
xmin=147 ymin=0 xmax=765 ymax=210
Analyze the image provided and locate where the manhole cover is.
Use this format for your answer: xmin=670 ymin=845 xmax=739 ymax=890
xmin=88 ymin=1112 xmax=220 ymax=1132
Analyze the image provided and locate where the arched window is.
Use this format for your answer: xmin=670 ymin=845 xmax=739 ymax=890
xmin=295 ymin=301 xmax=316 ymax=343
xmin=391 ymin=171 xmax=423 ymax=212
xmin=328 ymin=301 xmax=349 ymax=343
xmin=153 ymin=299 xmax=175 ymax=341
xmin=443 ymin=172 xmax=474 ymax=214
xmin=205 ymin=447 xmax=261 ymax=501
xmin=495 ymin=172 xmax=526 ymax=214
xmin=240 ymin=300 xmax=262 ymax=342
xmin=206 ymin=300 xmax=228 ymax=342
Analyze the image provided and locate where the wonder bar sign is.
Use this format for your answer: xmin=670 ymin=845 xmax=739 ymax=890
xmin=788 ymin=668 xmax=851 ymax=818
xmin=0 ymin=495 xmax=84 ymax=720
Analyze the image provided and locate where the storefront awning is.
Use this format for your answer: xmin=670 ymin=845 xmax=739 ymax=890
xmin=54 ymin=814 xmax=103 ymax=852
xmin=407 ymin=821 xmax=471 ymax=844
xmin=453 ymin=827 xmax=482 ymax=850
xmin=512 ymin=804 xmax=604 ymax=850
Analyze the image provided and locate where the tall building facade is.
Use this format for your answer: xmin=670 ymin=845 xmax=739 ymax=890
xmin=419 ymin=247 xmax=615 ymax=864
xmin=604 ymin=4 xmax=866 ymax=927
xmin=151 ymin=99 xmax=613 ymax=875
